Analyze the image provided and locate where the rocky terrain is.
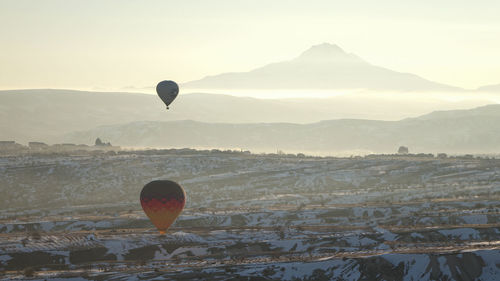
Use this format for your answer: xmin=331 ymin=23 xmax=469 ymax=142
xmin=1 ymin=150 xmax=499 ymax=280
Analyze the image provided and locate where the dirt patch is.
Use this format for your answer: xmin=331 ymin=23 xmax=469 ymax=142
xmin=69 ymin=247 xmax=116 ymax=264
xmin=6 ymin=251 xmax=66 ymax=270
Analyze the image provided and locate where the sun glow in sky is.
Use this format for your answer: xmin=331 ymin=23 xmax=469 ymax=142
xmin=1 ymin=0 xmax=499 ymax=91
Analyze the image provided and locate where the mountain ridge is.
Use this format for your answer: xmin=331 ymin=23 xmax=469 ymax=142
xmin=183 ymin=43 xmax=463 ymax=92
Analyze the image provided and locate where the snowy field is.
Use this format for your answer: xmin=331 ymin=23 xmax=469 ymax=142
xmin=1 ymin=150 xmax=499 ymax=280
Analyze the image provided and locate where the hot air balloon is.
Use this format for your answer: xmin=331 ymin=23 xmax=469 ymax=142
xmin=156 ymin=80 xmax=179 ymax=110
xmin=140 ymin=180 xmax=186 ymax=234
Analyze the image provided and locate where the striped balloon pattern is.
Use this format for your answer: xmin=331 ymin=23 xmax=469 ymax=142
xmin=140 ymin=180 xmax=186 ymax=234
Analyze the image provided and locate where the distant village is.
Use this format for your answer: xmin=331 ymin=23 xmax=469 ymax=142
xmin=0 ymin=139 xmax=489 ymax=160
xmin=0 ymin=138 xmax=120 ymax=156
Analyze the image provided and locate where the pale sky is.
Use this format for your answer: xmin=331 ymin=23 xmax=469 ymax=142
xmin=1 ymin=0 xmax=499 ymax=91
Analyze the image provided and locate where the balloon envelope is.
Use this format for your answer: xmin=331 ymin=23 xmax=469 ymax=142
xmin=156 ymin=80 xmax=179 ymax=108
xmin=140 ymin=180 xmax=186 ymax=234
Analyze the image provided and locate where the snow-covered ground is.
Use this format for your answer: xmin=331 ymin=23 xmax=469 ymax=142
xmin=0 ymin=151 xmax=499 ymax=280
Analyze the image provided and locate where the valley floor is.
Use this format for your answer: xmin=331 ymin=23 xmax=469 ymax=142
xmin=1 ymin=151 xmax=499 ymax=280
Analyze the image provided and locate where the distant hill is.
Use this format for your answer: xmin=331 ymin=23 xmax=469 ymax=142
xmin=0 ymin=89 xmax=336 ymax=143
xmin=0 ymin=89 xmax=163 ymax=143
xmin=64 ymin=104 xmax=500 ymax=154
xmin=477 ymin=83 xmax=500 ymax=92
xmin=4 ymin=89 xmax=490 ymax=144
xmin=183 ymin=43 xmax=463 ymax=92
xmin=413 ymin=103 xmax=500 ymax=120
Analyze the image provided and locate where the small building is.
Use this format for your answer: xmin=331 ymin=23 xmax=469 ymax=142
xmin=0 ymin=141 xmax=21 ymax=149
xmin=29 ymin=142 xmax=49 ymax=150
xmin=0 ymin=141 xmax=25 ymax=154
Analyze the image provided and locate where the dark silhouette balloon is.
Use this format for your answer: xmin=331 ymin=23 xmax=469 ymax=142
xmin=140 ymin=180 xmax=186 ymax=234
xmin=156 ymin=80 xmax=179 ymax=109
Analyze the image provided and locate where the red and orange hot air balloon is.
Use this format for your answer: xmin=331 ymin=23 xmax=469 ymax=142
xmin=140 ymin=180 xmax=186 ymax=234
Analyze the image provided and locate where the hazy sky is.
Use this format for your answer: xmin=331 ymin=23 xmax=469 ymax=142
xmin=1 ymin=0 xmax=499 ymax=91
